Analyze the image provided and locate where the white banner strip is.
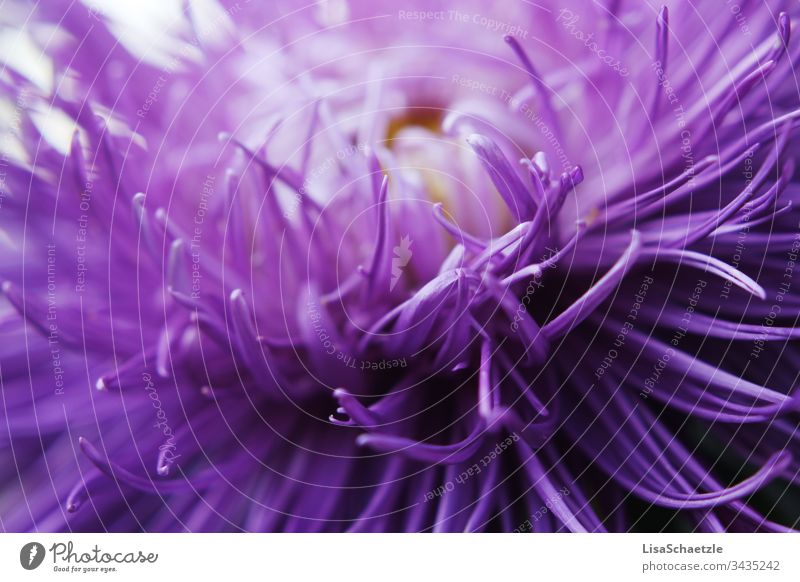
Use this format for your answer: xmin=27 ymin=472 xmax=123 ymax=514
xmin=1 ymin=533 xmax=798 ymax=581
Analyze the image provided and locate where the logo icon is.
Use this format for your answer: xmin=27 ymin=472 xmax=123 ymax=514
xmin=20 ymin=542 xmax=46 ymax=570
xmin=390 ymin=235 xmax=413 ymax=291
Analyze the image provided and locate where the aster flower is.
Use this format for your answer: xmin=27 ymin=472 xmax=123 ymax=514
xmin=2 ymin=0 xmax=800 ymax=533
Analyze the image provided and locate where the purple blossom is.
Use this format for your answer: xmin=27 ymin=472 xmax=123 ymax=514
xmin=1 ymin=0 xmax=800 ymax=532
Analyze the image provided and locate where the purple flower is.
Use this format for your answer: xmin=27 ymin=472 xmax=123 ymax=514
xmin=1 ymin=0 xmax=799 ymax=532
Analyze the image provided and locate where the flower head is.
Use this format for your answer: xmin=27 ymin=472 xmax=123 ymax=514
xmin=1 ymin=0 xmax=800 ymax=532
